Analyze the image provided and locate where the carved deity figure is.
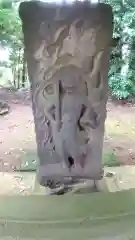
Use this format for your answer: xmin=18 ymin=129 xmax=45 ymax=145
xmin=19 ymin=2 xmax=113 ymax=184
xmin=42 ymin=65 xmax=100 ymax=171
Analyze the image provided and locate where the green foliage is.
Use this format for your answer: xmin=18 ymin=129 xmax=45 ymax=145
xmin=103 ymin=151 xmax=120 ymax=167
xmin=0 ymin=0 xmax=135 ymax=98
xmin=0 ymin=65 xmax=14 ymax=87
xmin=110 ymin=76 xmax=133 ymax=99
xmin=0 ymin=7 xmax=22 ymax=46
xmin=103 ymin=0 xmax=135 ymax=100
xmin=0 ymin=1 xmax=28 ymax=89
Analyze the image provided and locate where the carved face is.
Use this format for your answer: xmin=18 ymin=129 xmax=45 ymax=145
xmin=60 ymin=72 xmax=81 ymax=94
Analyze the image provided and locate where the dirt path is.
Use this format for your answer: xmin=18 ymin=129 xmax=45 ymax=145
xmin=104 ymin=102 xmax=135 ymax=165
xmin=0 ymin=88 xmax=135 ymax=171
xmin=0 ymin=103 xmax=36 ymax=171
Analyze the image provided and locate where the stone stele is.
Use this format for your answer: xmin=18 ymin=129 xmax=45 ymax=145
xmin=19 ymin=1 xmax=113 ymax=188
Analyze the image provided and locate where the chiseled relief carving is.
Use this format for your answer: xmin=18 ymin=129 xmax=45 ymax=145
xmin=19 ymin=2 xmax=113 ymax=183
xmin=32 ymin=18 xmax=106 ymax=172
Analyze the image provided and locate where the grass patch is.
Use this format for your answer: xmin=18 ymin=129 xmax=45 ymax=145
xmin=15 ymin=150 xmax=38 ymax=172
xmin=16 ymin=149 xmax=120 ymax=171
xmin=103 ymin=151 xmax=120 ymax=167
xmin=16 ymin=149 xmax=120 ymax=172
xmin=105 ymin=119 xmax=135 ymax=139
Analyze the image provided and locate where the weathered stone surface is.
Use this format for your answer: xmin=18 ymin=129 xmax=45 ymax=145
xmin=19 ymin=1 xmax=113 ymax=186
xmin=0 ymin=101 xmax=10 ymax=115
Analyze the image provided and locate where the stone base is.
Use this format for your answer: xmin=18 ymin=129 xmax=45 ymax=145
xmin=0 ymin=166 xmax=135 ymax=195
xmin=36 ymin=162 xmax=103 ymax=188
xmin=0 ymin=190 xmax=135 ymax=239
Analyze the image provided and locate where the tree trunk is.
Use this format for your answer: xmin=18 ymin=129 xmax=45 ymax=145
xmin=21 ymin=48 xmax=26 ymax=88
xmin=12 ymin=67 xmax=16 ymax=88
xmin=17 ymin=48 xmax=21 ymax=89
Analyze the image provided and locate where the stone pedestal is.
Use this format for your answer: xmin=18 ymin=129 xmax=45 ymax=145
xmin=19 ymin=1 xmax=113 ymax=187
xmin=0 ymin=192 xmax=135 ymax=239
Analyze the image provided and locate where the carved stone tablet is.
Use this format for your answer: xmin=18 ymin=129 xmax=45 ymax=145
xmin=19 ymin=1 xmax=113 ymax=187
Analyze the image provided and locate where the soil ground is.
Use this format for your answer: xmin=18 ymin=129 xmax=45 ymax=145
xmin=0 ymin=88 xmax=135 ymax=172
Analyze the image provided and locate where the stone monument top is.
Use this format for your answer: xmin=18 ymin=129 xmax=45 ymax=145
xmin=19 ymin=1 xmax=113 ymax=193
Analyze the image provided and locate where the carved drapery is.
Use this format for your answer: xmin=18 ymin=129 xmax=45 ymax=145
xmin=19 ymin=2 xmax=113 ymax=187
